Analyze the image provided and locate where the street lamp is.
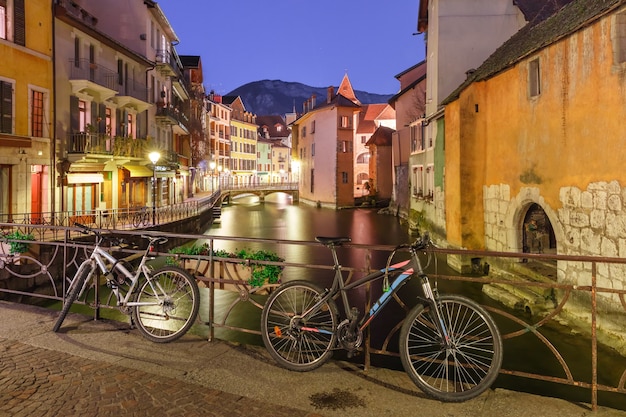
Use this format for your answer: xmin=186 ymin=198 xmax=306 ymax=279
xmin=209 ymin=161 xmax=216 ymax=193
xmin=148 ymin=151 xmax=160 ymax=225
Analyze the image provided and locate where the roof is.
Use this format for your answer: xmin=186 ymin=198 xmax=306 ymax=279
xmin=443 ymin=0 xmax=623 ymax=105
xmin=365 ymin=126 xmax=395 ymax=146
xmin=256 ymin=115 xmax=290 ymax=138
xmin=179 ymin=55 xmax=200 ymax=68
xmin=514 ymin=0 xmax=577 ymax=25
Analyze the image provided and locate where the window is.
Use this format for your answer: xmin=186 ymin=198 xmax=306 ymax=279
xmin=0 ymin=80 xmax=13 ymax=134
xmin=117 ymin=59 xmax=124 ymax=85
xmin=78 ymin=100 xmax=87 ymax=132
xmin=311 ymin=143 xmax=315 ymax=156
xmin=31 ymin=90 xmax=44 ymax=137
xmin=311 ymin=120 xmax=315 ymax=133
xmin=342 ymin=172 xmax=348 ymax=184
xmin=74 ymin=37 xmax=80 ymax=67
xmin=425 ymin=165 xmax=435 ymax=199
xmin=361 ymin=135 xmax=366 ymax=144
xmin=356 ymin=152 xmax=370 ymax=164
xmin=302 ymin=126 xmax=306 ymax=137
xmin=338 ymin=140 xmax=352 ymax=153
xmin=410 ymin=124 xmax=424 ymax=153
xmin=340 ymin=116 xmax=349 ymax=128
xmin=0 ymin=1 xmax=6 ymax=39
xmin=615 ymin=12 xmax=626 ymax=63
xmin=529 ymin=59 xmax=541 ymax=97
xmin=0 ymin=0 xmax=24 ymax=44
xmin=412 ymin=165 xmax=424 ymax=197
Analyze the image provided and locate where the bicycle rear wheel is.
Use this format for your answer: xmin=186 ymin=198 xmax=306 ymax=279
xmin=52 ymin=261 xmax=92 ymax=332
xmin=261 ymin=280 xmax=339 ymax=372
xmin=132 ymin=266 xmax=199 ymax=343
xmin=399 ymin=295 xmax=502 ymax=402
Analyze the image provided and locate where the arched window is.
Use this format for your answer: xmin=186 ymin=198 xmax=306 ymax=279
xmin=356 ymin=152 xmax=370 ymax=164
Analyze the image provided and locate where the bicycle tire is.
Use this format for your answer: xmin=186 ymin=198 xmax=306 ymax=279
xmin=52 ymin=262 xmax=92 ymax=332
xmin=132 ymin=212 xmax=143 ymax=228
xmin=132 ymin=266 xmax=200 ymax=343
xmin=399 ymin=294 xmax=503 ymax=402
xmin=261 ymin=280 xmax=339 ymax=372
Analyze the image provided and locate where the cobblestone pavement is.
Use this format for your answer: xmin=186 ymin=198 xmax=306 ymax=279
xmin=0 ymin=300 xmax=625 ymax=417
xmin=0 ymin=338 xmax=317 ymax=417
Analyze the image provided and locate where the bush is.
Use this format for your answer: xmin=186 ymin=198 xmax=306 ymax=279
xmin=2 ymin=230 xmax=35 ymax=254
xmin=169 ymin=244 xmax=284 ymax=287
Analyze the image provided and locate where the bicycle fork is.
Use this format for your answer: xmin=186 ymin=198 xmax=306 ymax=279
xmin=419 ymin=275 xmax=452 ymax=347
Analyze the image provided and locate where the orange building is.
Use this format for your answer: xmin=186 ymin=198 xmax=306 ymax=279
xmin=443 ymin=0 xmax=626 ymax=325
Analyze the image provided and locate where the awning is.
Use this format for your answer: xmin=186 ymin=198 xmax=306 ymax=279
xmin=67 ymin=173 xmax=104 ymax=184
xmin=124 ymin=165 xmax=154 ymax=177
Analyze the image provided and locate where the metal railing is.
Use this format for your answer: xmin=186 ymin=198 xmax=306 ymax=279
xmin=0 ymin=224 xmax=625 ymax=410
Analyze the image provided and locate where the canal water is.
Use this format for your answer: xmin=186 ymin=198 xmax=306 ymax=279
xmin=201 ymin=193 xmax=626 ymax=411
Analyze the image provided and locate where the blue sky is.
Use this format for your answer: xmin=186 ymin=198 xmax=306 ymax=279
xmin=157 ymin=0 xmax=425 ymax=95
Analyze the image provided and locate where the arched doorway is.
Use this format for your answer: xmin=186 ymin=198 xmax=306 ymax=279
xmin=522 ymin=203 xmax=556 ymax=254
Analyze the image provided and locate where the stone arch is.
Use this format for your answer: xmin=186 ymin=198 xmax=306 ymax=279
xmin=503 ymin=187 xmax=565 ymax=255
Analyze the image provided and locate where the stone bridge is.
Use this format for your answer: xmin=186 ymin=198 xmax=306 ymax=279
xmin=219 ymin=183 xmax=299 ymax=204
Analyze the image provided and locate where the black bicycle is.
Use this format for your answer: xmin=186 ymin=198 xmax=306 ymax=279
xmin=261 ymin=232 xmax=502 ymax=402
xmin=132 ymin=206 xmax=150 ymax=228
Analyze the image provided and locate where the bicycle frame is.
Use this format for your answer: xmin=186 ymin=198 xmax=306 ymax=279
xmin=76 ymin=237 xmax=165 ymax=309
xmin=301 ymin=242 xmax=451 ymax=342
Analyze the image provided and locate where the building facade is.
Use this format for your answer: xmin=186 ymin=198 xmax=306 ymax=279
xmin=291 ymin=75 xmax=360 ymax=208
xmin=0 ymin=0 xmax=53 ymax=221
xmin=224 ymin=96 xmax=257 ymax=186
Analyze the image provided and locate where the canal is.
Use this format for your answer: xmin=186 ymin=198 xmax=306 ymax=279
xmin=200 ymin=193 xmax=626 ymax=411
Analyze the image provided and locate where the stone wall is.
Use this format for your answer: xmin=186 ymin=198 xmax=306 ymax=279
xmin=483 ymin=181 xmax=626 ymax=353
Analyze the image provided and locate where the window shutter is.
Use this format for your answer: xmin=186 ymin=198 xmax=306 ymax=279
xmin=13 ymin=0 xmax=25 ymax=46
xmin=69 ymin=96 xmax=79 ymax=132
xmin=0 ymin=81 xmax=12 ymax=133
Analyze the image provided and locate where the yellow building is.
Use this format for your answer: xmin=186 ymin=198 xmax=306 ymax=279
xmin=224 ymin=96 xmax=257 ymax=185
xmin=0 ymin=0 xmax=53 ymax=220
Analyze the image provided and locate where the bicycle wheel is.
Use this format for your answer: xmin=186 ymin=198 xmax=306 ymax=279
xmin=132 ymin=266 xmax=200 ymax=343
xmin=399 ymin=294 xmax=502 ymax=402
xmin=261 ymin=280 xmax=339 ymax=372
xmin=132 ymin=211 xmax=143 ymax=228
xmin=52 ymin=261 xmax=92 ymax=332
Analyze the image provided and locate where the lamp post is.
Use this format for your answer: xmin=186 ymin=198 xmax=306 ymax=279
xmin=209 ymin=161 xmax=216 ymax=193
xmin=148 ymin=151 xmax=160 ymax=225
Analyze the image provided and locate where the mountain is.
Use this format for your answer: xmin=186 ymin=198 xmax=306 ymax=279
xmin=226 ymin=80 xmax=394 ymax=116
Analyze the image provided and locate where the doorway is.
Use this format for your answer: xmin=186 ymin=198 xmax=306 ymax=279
xmin=522 ymin=203 xmax=556 ymax=254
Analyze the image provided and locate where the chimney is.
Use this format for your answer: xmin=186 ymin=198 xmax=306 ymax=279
xmin=311 ymin=94 xmax=316 ymax=109
xmin=327 ymin=86 xmax=334 ymax=103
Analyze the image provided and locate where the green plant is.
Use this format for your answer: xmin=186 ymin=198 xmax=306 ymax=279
xmin=3 ymin=230 xmax=35 ymax=254
xmin=169 ymin=244 xmax=284 ymax=287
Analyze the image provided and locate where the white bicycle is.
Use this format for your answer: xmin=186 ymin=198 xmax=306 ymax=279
xmin=53 ymin=223 xmax=200 ymax=343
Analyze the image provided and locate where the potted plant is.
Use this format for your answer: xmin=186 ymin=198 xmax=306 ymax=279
xmin=2 ymin=230 xmax=35 ymax=254
xmin=168 ymin=243 xmax=284 ymax=292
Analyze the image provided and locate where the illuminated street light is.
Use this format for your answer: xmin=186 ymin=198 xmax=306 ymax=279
xmin=210 ymin=161 xmax=216 ymax=193
xmin=148 ymin=151 xmax=160 ymax=225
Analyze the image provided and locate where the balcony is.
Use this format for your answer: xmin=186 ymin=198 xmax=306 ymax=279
xmin=156 ymin=105 xmax=188 ymax=134
xmin=69 ymin=60 xmax=117 ymax=102
xmin=155 ymin=49 xmax=176 ymax=77
xmin=67 ymin=133 xmax=149 ymax=159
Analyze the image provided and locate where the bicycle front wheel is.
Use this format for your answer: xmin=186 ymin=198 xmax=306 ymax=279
xmin=132 ymin=266 xmax=200 ymax=343
xmin=261 ymin=280 xmax=339 ymax=372
xmin=53 ymin=261 xmax=92 ymax=332
xmin=399 ymin=295 xmax=503 ymax=402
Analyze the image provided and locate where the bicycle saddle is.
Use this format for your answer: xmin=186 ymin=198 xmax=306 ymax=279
xmin=315 ymin=236 xmax=351 ymax=246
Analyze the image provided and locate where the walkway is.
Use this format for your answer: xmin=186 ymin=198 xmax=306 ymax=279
xmin=0 ymin=300 xmax=624 ymax=417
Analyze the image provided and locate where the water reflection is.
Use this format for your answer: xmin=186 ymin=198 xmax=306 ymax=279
xmin=202 ymin=194 xmax=626 ymax=411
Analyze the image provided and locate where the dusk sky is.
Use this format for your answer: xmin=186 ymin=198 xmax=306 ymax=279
xmin=157 ymin=0 xmax=426 ymax=95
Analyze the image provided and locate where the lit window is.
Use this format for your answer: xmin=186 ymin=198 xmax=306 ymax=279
xmin=31 ymin=90 xmax=44 ymax=137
